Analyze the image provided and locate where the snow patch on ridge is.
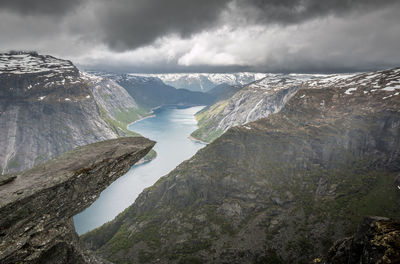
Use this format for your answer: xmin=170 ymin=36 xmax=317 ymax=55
xmin=345 ymin=88 xmax=357 ymax=95
xmin=0 ymin=53 xmax=76 ymax=75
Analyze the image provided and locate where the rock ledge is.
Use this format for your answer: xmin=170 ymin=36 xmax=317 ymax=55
xmin=0 ymin=137 xmax=155 ymax=264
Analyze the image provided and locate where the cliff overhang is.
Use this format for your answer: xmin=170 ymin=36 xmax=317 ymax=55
xmin=0 ymin=137 xmax=155 ymax=264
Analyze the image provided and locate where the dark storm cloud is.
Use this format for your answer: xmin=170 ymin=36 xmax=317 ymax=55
xmin=0 ymin=0 xmax=399 ymax=73
xmin=2 ymin=0 xmax=398 ymax=51
xmin=0 ymin=0 xmax=85 ymax=16
xmin=82 ymin=61 xmax=251 ymax=74
xmin=235 ymin=0 xmax=399 ymax=24
xmin=96 ymin=0 xmax=232 ymax=50
xmin=96 ymin=0 xmax=399 ymax=50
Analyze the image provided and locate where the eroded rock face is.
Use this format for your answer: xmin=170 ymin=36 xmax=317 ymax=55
xmin=0 ymin=137 xmax=155 ymax=264
xmin=325 ymin=216 xmax=400 ymax=264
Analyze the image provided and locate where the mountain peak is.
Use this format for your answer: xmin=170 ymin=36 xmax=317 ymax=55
xmin=0 ymin=52 xmax=77 ymax=76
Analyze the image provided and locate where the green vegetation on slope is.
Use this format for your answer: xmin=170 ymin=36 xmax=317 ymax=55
xmin=118 ymin=78 xmax=213 ymax=110
xmin=115 ymin=106 xmax=149 ymax=125
xmin=190 ymin=100 xmax=228 ymax=142
xmin=97 ymin=104 xmax=157 ymax=161
xmin=97 ymin=104 xmax=140 ymax=137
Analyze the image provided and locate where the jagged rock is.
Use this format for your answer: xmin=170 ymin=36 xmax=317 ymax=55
xmin=325 ymin=216 xmax=400 ymax=264
xmin=0 ymin=137 xmax=155 ymax=264
xmin=0 ymin=174 xmax=16 ymax=186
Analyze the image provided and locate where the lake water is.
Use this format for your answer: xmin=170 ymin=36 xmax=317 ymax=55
xmin=73 ymin=105 xmax=206 ymax=235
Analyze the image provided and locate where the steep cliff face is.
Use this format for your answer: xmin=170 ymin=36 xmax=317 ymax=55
xmin=0 ymin=137 xmax=155 ymax=264
xmin=192 ymin=74 xmax=319 ymax=142
xmin=82 ymin=68 xmax=400 ymax=264
xmin=82 ymin=73 xmax=149 ymax=136
xmin=0 ymin=53 xmax=144 ymax=173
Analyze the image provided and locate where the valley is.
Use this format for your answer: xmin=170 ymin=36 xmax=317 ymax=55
xmin=74 ymin=105 xmax=206 ymax=234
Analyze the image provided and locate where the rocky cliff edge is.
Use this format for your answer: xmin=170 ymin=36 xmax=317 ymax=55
xmin=0 ymin=137 xmax=155 ymax=264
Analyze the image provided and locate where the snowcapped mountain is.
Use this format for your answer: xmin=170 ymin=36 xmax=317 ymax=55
xmin=0 ymin=52 xmax=143 ymax=173
xmin=0 ymin=52 xmax=77 ymax=76
xmin=305 ymin=68 xmax=400 ymax=94
xmin=132 ymin=72 xmax=268 ymax=92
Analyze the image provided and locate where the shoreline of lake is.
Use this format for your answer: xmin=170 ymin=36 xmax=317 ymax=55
xmin=74 ymin=105 xmax=206 ymax=235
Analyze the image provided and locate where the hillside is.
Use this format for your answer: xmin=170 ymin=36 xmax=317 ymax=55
xmin=206 ymin=83 xmax=242 ymax=102
xmin=81 ymin=68 xmax=400 ymax=263
xmin=93 ymin=73 xmax=214 ymax=110
xmin=192 ymin=73 xmax=321 ymax=142
xmin=81 ymin=73 xmax=149 ymax=137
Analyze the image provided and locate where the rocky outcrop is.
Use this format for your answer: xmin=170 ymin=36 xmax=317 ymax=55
xmin=0 ymin=53 xmax=144 ymax=173
xmin=81 ymin=68 xmax=400 ymax=264
xmin=0 ymin=137 xmax=155 ymax=264
xmin=325 ymin=216 xmax=400 ymax=264
xmin=191 ymin=73 xmax=320 ymax=142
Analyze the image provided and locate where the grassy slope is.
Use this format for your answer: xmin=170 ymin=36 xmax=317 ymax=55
xmin=97 ymin=104 xmax=157 ymax=161
xmin=190 ymin=100 xmax=228 ymax=143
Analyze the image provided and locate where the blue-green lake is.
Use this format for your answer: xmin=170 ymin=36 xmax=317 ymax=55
xmin=74 ymin=105 xmax=206 ymax=234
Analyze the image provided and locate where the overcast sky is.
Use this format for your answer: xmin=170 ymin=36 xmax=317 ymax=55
xmin=1 ymin=0 xmax=399 ymax=73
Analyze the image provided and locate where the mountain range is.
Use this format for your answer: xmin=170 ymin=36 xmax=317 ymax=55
xmin=133 ymin=73 xmax=268 ymax=92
